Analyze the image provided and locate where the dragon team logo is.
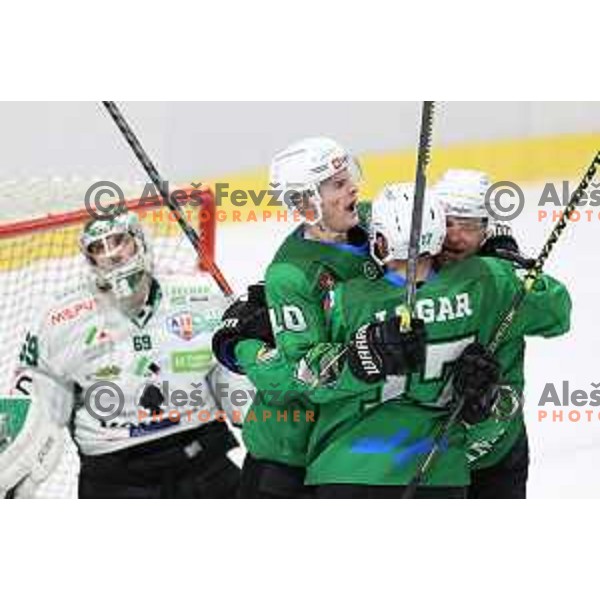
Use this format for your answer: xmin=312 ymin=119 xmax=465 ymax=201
xmin=318 ymin=271 xmax=336 ymax=292
xmin=167 ymin=311 xmax=203 ymax=341
xmin=363 ymin=260 xmax=382 ymax=281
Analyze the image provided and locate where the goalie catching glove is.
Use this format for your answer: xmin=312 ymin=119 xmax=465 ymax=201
xmin=347 ymin=317 xmax=426 ymax=383
xmin=452 ymin=342 xmax=501 ymax=424
xmin=212 ymin=282 xmax=275 ymax=375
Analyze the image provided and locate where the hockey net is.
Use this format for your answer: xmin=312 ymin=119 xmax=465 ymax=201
xmin=0 ymin=179 xmax=216 ymax=497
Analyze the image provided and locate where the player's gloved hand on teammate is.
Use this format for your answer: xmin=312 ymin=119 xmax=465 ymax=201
xmin=347 ymin=317 xmax=426 ymax=383
xmin=212 ymin=282 xmax=275 ymax=375
xmin=452 ymin=342 xmax=500 ymax=424
xmin=479 ymin=222 xmax=535 ymax=269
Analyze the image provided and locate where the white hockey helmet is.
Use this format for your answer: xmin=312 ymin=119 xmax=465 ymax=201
xmin=433 ymin=169 xmax=491 ymax=220
xmin=80 ymin=211 xmax=153 ymax=299
xmin=370 ymin=182 xmax=446 ymax=265
xmin=269 ymin=137 xmax=361 ymax=225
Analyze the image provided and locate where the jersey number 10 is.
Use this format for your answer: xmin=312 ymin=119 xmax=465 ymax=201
xmin=268 ymin=305 xmax=307 ymax=335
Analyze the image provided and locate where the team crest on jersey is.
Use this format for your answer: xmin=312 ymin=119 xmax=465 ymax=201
xmin=167 ymin=311 xmax=203 ymax=341
xmin=363 ymin=260 xmax=382 ymax=281
xmin=318 ymin=271 xmax=336 ymax=292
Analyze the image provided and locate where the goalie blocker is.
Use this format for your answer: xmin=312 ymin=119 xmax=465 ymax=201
xmin=0 ymin=395 xmax=63 ymax=498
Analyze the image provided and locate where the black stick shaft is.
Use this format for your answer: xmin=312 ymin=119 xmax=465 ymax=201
xmin=488 ymin=149 xmax=600 ymax=353
xmin=101 ymin=101 xmax=234 ymax=297
xmin=404 ymin=101 xmax=435 ymax=325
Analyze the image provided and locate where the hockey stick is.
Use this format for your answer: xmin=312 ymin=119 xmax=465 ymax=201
xmin=487 ymin=150 xmax=600 ymax=353
xmin=401 ymin=149 xmax=600 ymax=498
xmin=309 ymin=102 xmax=436 ymax=389
xmin=400 ymin=101 xmax=436 ymax=331
xmin=101 ymin=101 xmax=234 ymax=298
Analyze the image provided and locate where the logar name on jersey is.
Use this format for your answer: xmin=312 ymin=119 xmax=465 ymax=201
xmin=415 ymin=292 xmax=473 ymax=324
xmin=375 ymin=292 xmax=473 ymax=325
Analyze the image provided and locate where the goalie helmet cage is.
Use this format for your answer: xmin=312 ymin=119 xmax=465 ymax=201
xmin=0 ymin=183 xmax=216 ymax=498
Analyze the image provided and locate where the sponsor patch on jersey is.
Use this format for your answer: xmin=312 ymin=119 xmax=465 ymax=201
xmin=171 ymin=349 xmax=213 ymax=373
xmin=129 ymin=419 xmax=180 ymax=437
xmin=49 ymin=299 xmax=96 ymax=326
xmin=166 ymin=311 xmax=204 ymax=341
xmin=91 ymin=365 xmax=121 ymax=380
xmin=171 ymin=293 xmax=211 ymax=308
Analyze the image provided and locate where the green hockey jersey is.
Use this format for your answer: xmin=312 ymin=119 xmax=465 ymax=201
xmin=236 ymin=219 xmax=377 ymax=467
xmin=306 ymin=256 xmax=571 ymax=487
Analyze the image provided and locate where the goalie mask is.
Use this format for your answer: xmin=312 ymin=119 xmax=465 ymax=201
xmin=80 ymin=212 xmax=152 ymax=299
xmin=369 ymin=182 xmax=446 ymax=265
xmin=269 ymin=137 xmax=362 ymax=227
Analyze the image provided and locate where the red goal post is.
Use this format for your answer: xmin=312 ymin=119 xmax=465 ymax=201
xmin=0 ymin=185 xmax=216 ymax=272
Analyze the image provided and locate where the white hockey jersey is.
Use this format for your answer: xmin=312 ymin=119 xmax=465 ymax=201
xmin=13 ymin=274 xmax=242 ymax=456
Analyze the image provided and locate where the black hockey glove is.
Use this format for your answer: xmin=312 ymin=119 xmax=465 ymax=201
xmin=452 ymin=342 xmax=500 ymax=425
xmin=347 ymin=317 xmax=426 ymax=383
xmin=212 ymin=282 xmax=275 ymax=375
xmin=480 ymin=223 xmax=535 ymax=269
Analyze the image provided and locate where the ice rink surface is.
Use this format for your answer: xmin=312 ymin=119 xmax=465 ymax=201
xmin=2 ymin=182 xmax=599 ymax=498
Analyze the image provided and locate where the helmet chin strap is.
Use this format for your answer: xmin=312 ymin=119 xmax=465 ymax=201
xmin=301 ymin=187 xmax=350 ymax=242
xmin=305 ymin=219 xmax=348 ymax=243
xmin=296 ymin=185 xmax=323 ymax=227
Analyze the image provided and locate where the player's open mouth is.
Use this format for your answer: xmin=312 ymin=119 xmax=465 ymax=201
xmin=346 ymin=201 xmax=357 ymax=214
